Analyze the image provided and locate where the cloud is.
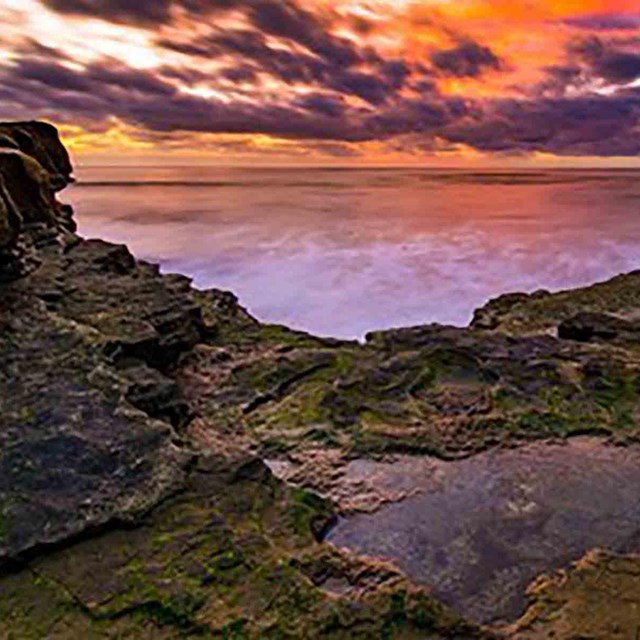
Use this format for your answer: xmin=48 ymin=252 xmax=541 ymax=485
xmin=5 ymin=2 xmax=640 ymax=158
xmin=295 ymin=93 xmax=346 ymax=118
xmin=563 ymin=13 xmax=640 ymax=31
xmin=39 ymin=0 xmax=174 ymax=26
xmin=443 ymin=91 xmax=640 ymax=156
xmin=570 ymin=36 xmax=640 ymax=84
xmin=157 ymin=23 xmax=409 ymax=106
xmin=0 ymin=46 xmax=461 ymax=143
xmin=431 ymin=39 xmax=502 ymax=78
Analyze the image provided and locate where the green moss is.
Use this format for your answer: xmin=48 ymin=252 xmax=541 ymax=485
xmin=381 ymin=591 xmax=407 ymax=639
xmin=129 ymin=595 xmax=208 ymax=634
xmin=287 ymin=488 xmax=332 ymax=537
xmin=518 ymin=410 xmax=572 ymax=436
xmin=222 ymin=619 xmax=249 ymax=639
xmin=251 ymin=381 xmax=331 ymax=432
xmin=592 ymin=373 xmax=639 ymax=409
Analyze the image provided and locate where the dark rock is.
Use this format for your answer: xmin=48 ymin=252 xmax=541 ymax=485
xmin=0 ymin=291 xmax=189 ymax=562
xmin=472 ymin=271 xmax=640 ymax=336
xmin=0 ymin=121 xmax=73 ymax=189
xmin=3 ymin=119 xmax=640 ymax=637
xmin=558 ymin=312 xmax=633 ymax=343
xmin=472 ymin=290 xmax=550 ymax=330
xmin=0 ymin=175 xmax=21 ymax=250
xmin=0 ymin=149 xmax=57 ymax=226
xmin=124 ymin=365 xmax=193 ymax=429
xmin=0 ymin=122 xmax=75 ymax=281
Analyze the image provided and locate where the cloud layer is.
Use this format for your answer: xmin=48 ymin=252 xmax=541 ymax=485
xmin=1 ymin=0 xmax=639 ymax=160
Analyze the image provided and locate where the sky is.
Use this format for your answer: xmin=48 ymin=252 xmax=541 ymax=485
xmin=0 ymin=0 xmax=639 ymax=166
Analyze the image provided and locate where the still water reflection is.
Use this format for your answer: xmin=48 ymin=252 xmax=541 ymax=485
xmin=327 ymin=438 xmax=640 ymax=625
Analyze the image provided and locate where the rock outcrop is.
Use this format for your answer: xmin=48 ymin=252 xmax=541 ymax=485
xmin=2 ymin=120 xmax=640 ymax=638
xmin=0 ymin=123 xmax=207 ymax=561
xmin=0 ymin=122 xmax=489 ymax=639
xmin=0 ymin=122 xmax=75 ymax=282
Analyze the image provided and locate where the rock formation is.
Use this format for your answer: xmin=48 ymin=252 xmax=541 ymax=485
xmin=0 ymin=122 xmax=75 ymax=282
xmin=1 ymin=121 xmax=640 ymax=638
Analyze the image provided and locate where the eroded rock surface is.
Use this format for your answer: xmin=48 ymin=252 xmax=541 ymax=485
xmin=0 ymin=121 xmax=490 ymax=638
xmin=3 ymin=120 xmax=640 ymax=638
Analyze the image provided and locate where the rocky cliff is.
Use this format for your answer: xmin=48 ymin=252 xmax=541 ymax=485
xmin=1 ymin=122 xmax=640 ymax=639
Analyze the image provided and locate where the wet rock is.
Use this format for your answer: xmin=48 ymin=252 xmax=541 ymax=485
xmin=37 ymin=239 xmax=206 ymax=371
xmin=512 ymin=550 xmax=640 ymax=639
xmin=471 ymin=290 xmax=550 ymax=330
xmin=4 ymin=119 xmax=640 ymax=637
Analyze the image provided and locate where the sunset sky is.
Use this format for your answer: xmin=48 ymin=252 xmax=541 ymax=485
xmin=1 ymin=0 xmax=639 ymax=165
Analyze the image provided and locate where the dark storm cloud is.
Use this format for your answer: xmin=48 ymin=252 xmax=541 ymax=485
xmin=39 ymin=0 xmax=174 ymax=25
xmin=563 ymin=13 xmax=640 ymax=31
xmin=0 ymin=49 xmax=464 ymax=143
xmin=159 ymin=27 xmax=408 ymax=105
xmin=159 ymin=29 xmax=328 ymax=85
xmin=6 ymin=8 xmax=640 ymax=158
xmin=443 ymin=92 xmax=640 ymax=156
xmin=430 ymin=40 xmax=502 ymax=78
xmin=295 ymin=94 xmax=346 ymax=118
xmin=39 ymin=0 xmax=246 ymax=25
xmin=44 ymin=0 xmax=412 ymax=106
xmin=246 ymin=0 xmax=360 ymax=67
xmin=536 ymin=36 xmax=640 ymax=98
xmin=570 ymin=36 xmax=640 ymax=84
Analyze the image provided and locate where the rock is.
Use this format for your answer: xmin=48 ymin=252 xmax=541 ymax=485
xmin=4 ymin=119 xmax=640 ymax=637
xmin=0 ymin=122 xmax=75 ymax=281
xmin=0 ymin=121 xmax=73 ymax=189
xmin=0 ymin=174 xmax=21 ymax=250
xmin=0 ymin=149 xmax=56 ymax=226
xmin=0 ymin=133 xmax=19 ymax=150
xmin=558 ymin=312 xmax=629 ymax=342
xmin=471 ymin=290 xmax=550 ymax=331
xmin=472 ymin=271 xmax=640 ymax=336
xmin=0 ymin=290 xmax=190 ymax=561
xmin=124 ymin=364 xmax=193 ymax=429
xmin=511 ymin=550 xmax=640 ymax=639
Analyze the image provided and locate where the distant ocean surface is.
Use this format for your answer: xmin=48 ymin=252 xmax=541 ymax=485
xmin=69 ymin=167 xmax=640 ymax=339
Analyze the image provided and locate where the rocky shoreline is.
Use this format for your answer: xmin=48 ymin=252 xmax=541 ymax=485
xmin=2 ymin=122 xmax=640 ymax=638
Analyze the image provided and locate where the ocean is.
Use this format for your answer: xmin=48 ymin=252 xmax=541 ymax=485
xmin=68 ymin=167 xmax=640 ymax=339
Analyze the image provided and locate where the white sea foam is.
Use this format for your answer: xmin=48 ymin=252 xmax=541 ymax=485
xmin=69 ymin=166 xmax=640 ymax=338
